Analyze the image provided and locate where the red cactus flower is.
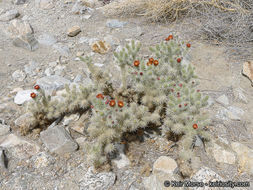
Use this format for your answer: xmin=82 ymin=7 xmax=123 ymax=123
xmin=177 ymin=58 xmax=181 ymax=63
xmin=157 ymin=77 xmax=160 ymax=80
xmin=30 ymin=92 xmax=36 ymax=98
xmin=90 ymin=105 xmax=94 ymax=109
xmin=109 ymin=100 xmax=116 ymax=107
xmin=179 ymin=104 xmax=182 ymax=108
xmin=186 ymin=43 xmax=191 ymax=48
xmin=140 ymin=72 xmax=143 ymax=76
xmin=34 ymin=85 xmax=40 ymax=90
xmin=168 ymin=35 xmax=173 ymax=40
xmin=197 ymin=90 xmax=200 ymax=92
xmin=149 ymin=58 xmax=154 ymax=63
xmin=179 ymin=84 xmax=182 ymax=87
xmin=147 ymin=61 xmax=152 ymax=66
xmin=184 ymin=103 xmax=188 ymax=106
xmin=193 ymin=124 xmax=198 ymax=129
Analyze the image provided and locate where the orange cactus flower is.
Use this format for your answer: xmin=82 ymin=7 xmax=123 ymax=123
xmin=153 ymin=60 xmax=159 ymax=66
xmin=186 ymin=43 xmax=191 ymax=48
xmin=118 ymin=101 xmax=124 ymax=108
xmin=193 ymin=124 xmax=198 ymax=129
xmin=96 ymin=93 xmax=104 ymax=99
xmin=109 ymin=100 xmax=116 ymax=107
xmin=149 ymin=58 xmax=154 ymax=63
xmin=168 ymin=35 xmax=173 ymax=40
xmin=147 ymin=62 xmax=152 ymax=66
xmin=134 ymin=60 xmax=140 ymax=67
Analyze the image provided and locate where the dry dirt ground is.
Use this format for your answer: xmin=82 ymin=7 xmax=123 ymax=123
xmin=0 ymin=0 xmax=253 ymax=189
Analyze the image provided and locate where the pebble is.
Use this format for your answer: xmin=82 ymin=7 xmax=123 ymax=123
xmin=216 ymin=94 xmax=229 ymax=106
xmin=153 ymin=156 xmax=178 ymax=174
xmin=13 ymin=33 xmax=39 ymax=51
xmin=67 ymin=26 xmax=81 ymax=37
xmin=37 ymin=33 xmax=57 ymax=46
xmin=106 ymin=19 xmax=127 ymax=28
xmin=0 ymin=9 xmax=20 ymax=22
xmin=0 ymin=123 xmax=10 ymax=136
xmin=44 ymin=67 xmax=55 ymax=76
xmin=24 ymin=60 xmax=40 ymax=76
xmin=35 ymin=0 xmax=55 ymax=10
xmin=53 ymin=43 xmax=70 ymax=56
xmin=14 ymin=89 xmax=36 ymax=105
xmin=13 ymin=0 xmax=27 ymax=5
xmin=242 ymin=60 xmax=253 ymax=86
xmin=40 ymin=125 xmax=78 ymax=154
xmin=112 ymin=153 xmax=130 ymax=169
xmin=12 ymin=70 xmax=26 ymax=82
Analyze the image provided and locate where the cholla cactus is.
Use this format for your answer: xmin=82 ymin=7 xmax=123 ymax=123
xmin=26 ymin=83 xmax=92 ymax=134
xmin=80 ymin=36 xmax=211 ymax=167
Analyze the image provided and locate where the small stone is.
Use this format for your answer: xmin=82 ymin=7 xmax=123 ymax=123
xmin=12 ymin=70 xmax=26 ymax=82
xmin=231 ymin=142 xmax=253 ymax=175
xmin=24 ymin=60 xmax=40 ymax=76
xmin=54 ymin=65 xmax=66 ymax=76
xmin=13 ymin=33 xmax=39 ymax=51
xmin=32 ymin=152 xmax=53 ymax=168
xmin=242 ymin=60 xmax=253 ymax=86
xmin=73 ymin=74 xmax=83 ymax=83
xmin=75 ymin=137 xmax=87 ymax=149
xmin=0 ymin=134 xmax=40 ymax=159
xmin=233 ymin=87 xmax=248 ymax=104
xmin=112 ymin=153 xmax=130 ymax=169
xmin=153 ymin=156 xmax=177 ymax=174
xmin=0 ymin=124 xmax=10 ymax=136
xmin=82 ymin=14 xmax=91 ymax=20
xmin=207 ymin=143 xmax=236 ymax=164
xmin=44 ymin=67 xmax=54 ymax=76
xmin=79 ymin=166 xmax=116 ymax=190
xmin=0 ymin=9 xmax=20 ymax=21
xmin=48 ymin=61 xmax=57 ymax=67
xmin=76 ymin=51 xmax=84 ymax=57
xmin=35 ymin=0 xmax=54 ymax=10
xmin=91 ymin=40 xmax=110 ymax=54
xmin=103 ymin=35 xmax=120 ymax=46
xmin=13 ymin=0 xmax=27 ymax=5
xmin=53 ymin=43 xmax=70 ymax=56
xmin=72 ymin=0 xmax=87 ymax=14
xmin=191 ymin=167 xmax=224 ymax=190
xmin=106 ymin=19 xmax=127 ymax=28
xmin=38 ymin=33 xmax=57 ymax=46
xmin=0 ymin=148 xmax=7 ymax=169
xmin=40 ymin=125 xmax=78 ymax=154
xmin=226 ymin=106 xmax=244 ymax=121
xmin=14 ymin=90 xmax=35 ymax=105
xmin=7 ymin=19 xmax=33 ymax=38
xmin=216 ymin=94 xmax=229 ymax=106
xmin=36 ymin=75 xmax=71 ymax=95
xmin=63 ymin=113 xmax=80 ymax=126
xmin=67 ymin=26 xmax=81 ymax=37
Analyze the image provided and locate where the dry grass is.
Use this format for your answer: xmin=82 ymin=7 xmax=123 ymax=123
xmin=103 ymin=0 xmax=253 ymax=60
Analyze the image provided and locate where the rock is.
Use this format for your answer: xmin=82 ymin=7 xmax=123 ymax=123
xmin=24 ymin=60 xmax=40 ymax=76
xmin=104 ymin=35 xmax=120 ymax=46
xmin=37 ymin=33 xmax=57 ymax=46
xmin=15 ymin=112 xmax=38 ymax=134
xmin=106 ymin=19 xmax=127 ymax=28
xmin=63 ymin=113 xmax=80 ymax=126
xmin=233 ymin=87 xmax=248 ymax=104
xmin=13 ymin=0 xmax=27 ymax=5
xmin=0 ymin=134 xmax=40 ymax=159
xmin=35 ymin=0 xmax=54 ymax=10
xmin=48 ymin=61 xmax=57 ymax=67
xmin=53 ymin=43 xmax=70 ymax=56
xmin=82 ymin=14 xmax=91 ymax=20
xmin=82 ymin=0 xmax=98 ymax=8
xmin=72 ymin=0 xmax=87 ymax=14
xmin=91 ymin=40 xmax=110 ymax=54
xmin=13 ymin=33 xmax=39 ymax=51
xmin=242 ymin=60 xmax=253 ymax=86
xmin=75 ymin=137 xmax=87 ymax=148
xmin=231 ymin=142 xmax=253 ymax=175
xmin=14 ymin=90 xmax=36 ymax=105
xmin=31 ymin=152 xmax=54 ymax=168
xmin=36 ymin=75 xmax=71 ymax=95
xmin=54 ymin=65 xmax=66 ymax=76
xmin=67 ymin=26 xmax=81 ymax=37
xmin=226 ymin=106 xmax=244 ymax=121
xmin=216 ymin=94 xmax=229 ymax=106
xmin=153 ymin=156 xmax=178 ymax=175
xmin=0 ymin=148 xmax=7 ymax=169
xmin=79 ymin=166 xmax=116 ymax=190
xmin=0 ymin=123 xmax=10 ymax=136
xmin=0 ymin=9 xmax=20 ymax=22
xmin=7 ymin=19 xmax=33 ymax=38
xmin=73 ymin=74 xmax=83 ymax=83
xmin=112 ymin=153 xmax=130 ymax=169
xmin=191 ymin=167 xmax=224 ymax=190
xmin=207 ymin=143 xmax=236 ymax=164
xmin=44 ymin=67 xmax=54 ymax=76
xmin=12 ymin=70 xmax=26 ymax=82
xmin=40 ymin=125 xmax=78 ymax=154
